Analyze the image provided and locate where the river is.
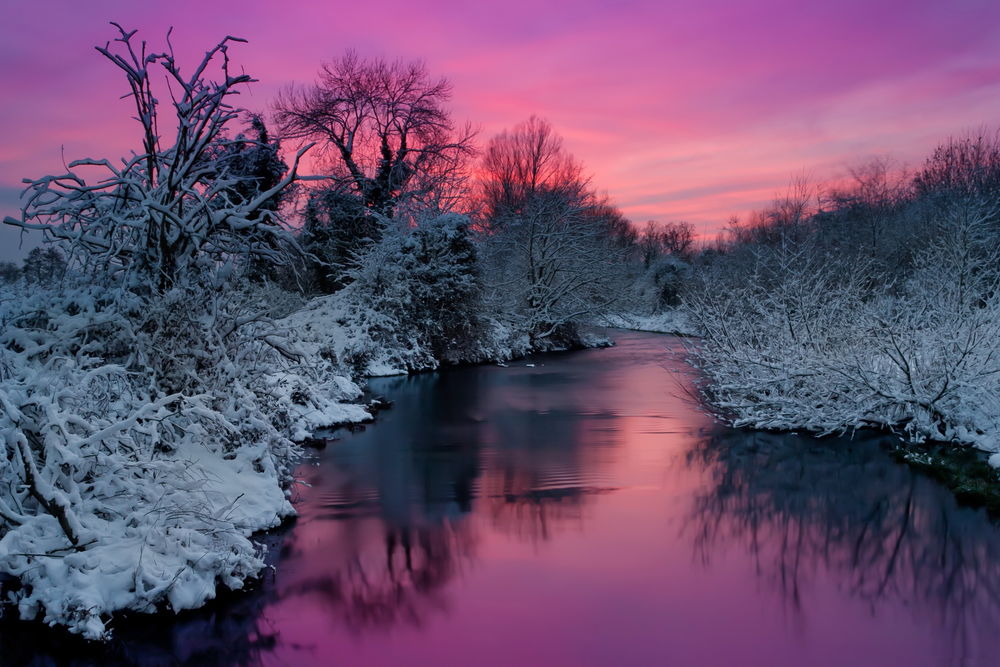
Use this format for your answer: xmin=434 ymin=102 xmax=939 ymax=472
xmin=4 ymin=331 xmax=1000 ymax=666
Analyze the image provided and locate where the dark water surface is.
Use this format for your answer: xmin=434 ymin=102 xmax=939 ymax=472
xmin=5 ymin=331 xmax=1000 ymax=666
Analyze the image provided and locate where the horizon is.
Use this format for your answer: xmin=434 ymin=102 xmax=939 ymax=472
xmin=2 ymin=0 xmax=1000 ymax=261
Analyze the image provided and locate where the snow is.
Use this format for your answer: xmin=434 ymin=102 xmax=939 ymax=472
xmin=0 ymin=282 xmax=373 ymax=639
xmin=683 ymin=233 xmax=1000 ymax=453
xmin=600 ymin=309 xmax=695 ymax=336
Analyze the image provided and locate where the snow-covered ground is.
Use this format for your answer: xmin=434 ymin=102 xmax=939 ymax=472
xmin=600 ymin=309 xmax=696 ymax=336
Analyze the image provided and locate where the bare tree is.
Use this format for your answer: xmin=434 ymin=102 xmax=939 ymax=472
xmin=725 ymin=176 xmax=818 ymax=249
xmin=274 ymin=51 xmax=476 ymax=218
xmin=479 ymin=117 xmax=627 ymax=343
xmin=479 ymin=115 xmax=580 ymax=224
xmin=639 ymin=220 xmax=694 ymax=266
xmin=914 ymin=130 xmax=1000 ymax=201
xmin=821 ymin=157 xmax=910 ymax=265
xmin=912 ymin=132 xmax=1000 ymax=263
xmin=3 ymin=24 xmax=309 ymax=292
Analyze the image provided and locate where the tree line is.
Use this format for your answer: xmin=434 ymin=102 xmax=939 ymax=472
xmin=681 ymin=132 xmax=1000 ymax=447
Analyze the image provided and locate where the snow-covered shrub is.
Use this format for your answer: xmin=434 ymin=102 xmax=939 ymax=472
xmin=4 ymin=26 xmax=309 ymax=293
xmin=0 ymin=278 xmax=367 ymax=639
xmin=279 ymin=211 xmax=536 ymax=376
xmin=386 ymin=213 xmax=485 ymax=363
xmin=635 ymin=254 xmax=691 ymax=312
xmin=298 ymin=187 xmax=383 ymax=293
xmin=686 ymin=242 xmax=873 ymax=430
xmin=686 ymin=208 xmax=1000 ymax=449
xmin=340 ymin=212 xmax=487 ymax=369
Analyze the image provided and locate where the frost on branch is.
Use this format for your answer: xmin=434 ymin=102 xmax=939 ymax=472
xmin=4 ymin=23 xmax=309 ymax=292
xmin=685 ymin=200 xmax=1000 ymax=449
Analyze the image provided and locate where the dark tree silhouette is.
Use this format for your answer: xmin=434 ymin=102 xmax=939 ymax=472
xmin=0 ymin=262 xmax=18 ymax=284
xmin=19 ymin=247 xmax=65 ymax=285
xmin=274 ymin=51 xmax=476 ymax=219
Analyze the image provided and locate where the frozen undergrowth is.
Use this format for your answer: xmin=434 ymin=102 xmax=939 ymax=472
xmin=684 ymin=227 xmax=1000 ymax=455
xmin=0 ymin=282 xmax=370 ymax=639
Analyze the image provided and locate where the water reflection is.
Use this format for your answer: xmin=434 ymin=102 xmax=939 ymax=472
xmin=689 ymin=430 xmax=1000 ymax=663
xmin=482 ymin=408 xmax=610 ymax=543
xmin=277 ymin=367 xmax=625 ymax=638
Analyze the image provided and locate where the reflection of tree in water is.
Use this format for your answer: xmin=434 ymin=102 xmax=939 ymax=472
xmin=273 ymin=369 xmax=488 ymax=637
xmin=484 ymin=462 xmax=588 ymax=543
xmin=279 ymin=517 xmax=476 ymax=635
xmin=284 ymin=449 xmax=480 ymax=637
xmin=688 ymin=430 xmax=1000 ymax=662
xmin=482 ymin=409 xmax=613 ymax=543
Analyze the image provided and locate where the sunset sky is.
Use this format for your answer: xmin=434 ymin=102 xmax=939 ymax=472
xmin=2 ymin=0 xmax=999 ymax=260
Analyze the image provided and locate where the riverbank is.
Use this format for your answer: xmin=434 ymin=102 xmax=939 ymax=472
xmin=891 ymin=441 xmax=1000 ymax=517
xmin=599 ymin=309 xmax=695 ymax=336
xmin=628 ymin=306 xmax=1000 ymax=518
xmin=0 ymin=281 xmax=614 ymax=641
xmin=0 ymin=283 xmax=377 ymax=640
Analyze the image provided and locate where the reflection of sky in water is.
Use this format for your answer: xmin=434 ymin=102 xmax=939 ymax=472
xmin=5 ymin=332 xmax=1000 ymax=666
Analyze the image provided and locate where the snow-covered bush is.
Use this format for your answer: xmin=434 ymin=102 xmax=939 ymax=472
xmin=364 ymin=213 xmax=486 ymax=364
xmin=0 ymin=276 xmax=370 ymax=639
xmin=297 ymin=187 xmax=383 ymax=293
xmin=278 ymin=210 xmax=538 ymax=377
xmin=686 ymin=208 xmax=1000 ymax=449
xmin=635 ymin=253 xmax=691 ymax=312
xmin=284 ymin=211 xmax=517 ymax=375
xmin=4 ymin=25 xmax=308 ymax=292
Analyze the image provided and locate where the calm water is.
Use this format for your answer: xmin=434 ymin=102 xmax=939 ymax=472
xmin=5 ymin=331 xmax=1000 ymax=666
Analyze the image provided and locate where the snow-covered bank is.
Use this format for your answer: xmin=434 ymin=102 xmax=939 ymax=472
xmin=0 ymin=23 xmax=629 ymax=642
xmin=0 ymin=283 xmax=371 ymax=639
xmin=600 ymin=310 xmax=695 ymax=336
xmin=279 ymin=288 xmax=527 ymax=378
xmin=684 ymin=236 xmax=1000 ymax=456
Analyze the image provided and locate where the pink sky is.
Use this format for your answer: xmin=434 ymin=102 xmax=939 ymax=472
xmin=2 ymin=0 xmax=1000 ymax=258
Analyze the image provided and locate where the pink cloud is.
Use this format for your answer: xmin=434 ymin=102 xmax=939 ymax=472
xmin=2 ymin=0 xmax=1000 ymax=243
